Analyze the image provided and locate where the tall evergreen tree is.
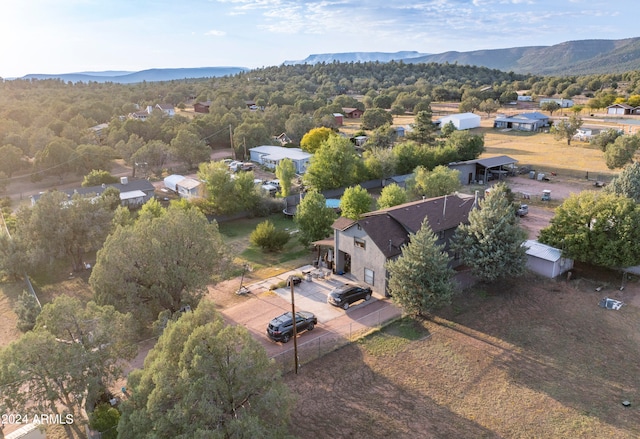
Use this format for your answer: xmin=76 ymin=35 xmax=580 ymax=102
xmin=386 ymin=218 xmax=456 ymax=316
xmin=452 ymin=183 xmax=527 ymax=282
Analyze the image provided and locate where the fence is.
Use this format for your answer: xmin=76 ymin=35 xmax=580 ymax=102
xmin=270 ymin=304 xmax=402 ymax=374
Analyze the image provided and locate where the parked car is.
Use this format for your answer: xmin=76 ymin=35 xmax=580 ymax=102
xmin=516 ymin=204 xmax=529 ymax=217
xmin=328 ymin=284 xmax=372 ymax=310
xmin=266 ymin=311 xmax=317 ymax=343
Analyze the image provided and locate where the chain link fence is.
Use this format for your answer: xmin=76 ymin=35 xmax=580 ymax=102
xmin=271 ymin=305 xmax=401 ymax=374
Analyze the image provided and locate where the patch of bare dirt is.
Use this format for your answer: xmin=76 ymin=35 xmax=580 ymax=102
xmin=285 ymin=273 xmax=640 ymax=438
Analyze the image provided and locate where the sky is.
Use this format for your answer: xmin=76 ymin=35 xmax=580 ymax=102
xmin=0 ymin=0 xmax=637 ymax=78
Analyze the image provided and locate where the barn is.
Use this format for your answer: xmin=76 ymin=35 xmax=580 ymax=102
xmin=437 ymin=112 xmax=481 ymax=130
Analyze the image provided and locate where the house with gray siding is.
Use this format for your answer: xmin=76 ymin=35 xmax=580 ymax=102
xmin=333 ymin=194 xmax=476 ymax=296
xmin=493 ymin=112 xmax=549 ymax=132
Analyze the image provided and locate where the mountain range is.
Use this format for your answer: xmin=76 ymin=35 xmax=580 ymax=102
xmin=13 ymin=37 xmax=640 ymax=83
xmin=285 ymin=38 xmax=640 ymax=76
xmin=19 ymin=67 xmax=248 ymax=84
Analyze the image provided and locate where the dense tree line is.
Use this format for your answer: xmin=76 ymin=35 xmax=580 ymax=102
xmin=2 ymin=63 xmax=640 ymax=192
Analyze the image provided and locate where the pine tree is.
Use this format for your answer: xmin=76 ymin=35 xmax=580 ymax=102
xmin=452 ymin=183 xmax=527 ymax=282
xmin=386 ymin=218 xmax=455 ymax=316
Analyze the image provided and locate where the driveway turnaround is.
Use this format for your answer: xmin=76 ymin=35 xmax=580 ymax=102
xmin=219 ymin=265 xmax=401 ymax=357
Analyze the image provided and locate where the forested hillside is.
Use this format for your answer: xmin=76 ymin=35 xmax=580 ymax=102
xmin=1 ymin=61 xmax=640 ymax=195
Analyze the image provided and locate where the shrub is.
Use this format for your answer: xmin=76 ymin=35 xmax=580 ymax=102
xmin=15 ymin=291 xmax=40 ymax=332
xmin=250 ymin=220 xmax=290 ymax=252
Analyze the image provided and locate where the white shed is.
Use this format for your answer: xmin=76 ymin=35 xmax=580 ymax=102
xmin=438 ymin=112 xmax=481 ymax=130
xmin=164 ymin=174 xmax=185 ymax=192
xmin=523 ymin=240 xmax=573 ymax=279
xmin=249 ymin=145 xmax=312 ymax=174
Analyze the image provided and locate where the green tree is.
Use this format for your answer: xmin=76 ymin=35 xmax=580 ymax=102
xmin=363 ymin=123 xmax=397 ymax=149
xmin=0 ymin=296 xmax=135 ymax=437
xmin=275 ymin=157 xmax=296 ymax=197
xmin=410 ymin=165 xmax=461 ymax=199
xmin=15 ymin=290 xmax=40 ymax=332
xmin=198 ymin=161 xmax=238 ymax=214
xmin=170 ymin=127 xmax=211 ymax=169
xmin=377 ymin=183 xmax=408 ymax=209
xmin=386 ymin=218 xmax=456 ymax=316
xmin=34 ymin=138 xmax=75 ymax=179
xmin=250 ymin=220 xmax=290 ymax=252
xmin=541 ymin=101 xmax=561 ymax=115
xmin=479 ymin=99 xmax=500 ymax=117
xmin=285 ymin=113 xmax=315 ymax=145
xmin=82 ymin=169 xmax=119 ymax=187
xmin=446 ymin=130 xmax=485 ymax=161
xmin=539 ymin=191 xmax=640 ymax=268
xmin=15 ymin=190 xmax=114 ymax=272
xmin=551 ymin=114 xmax=583 ymax=146
xmin=303 ymin=136 xmax=363 ymax=191
xmin=604 ymin=134 xmax=640 ymax=169
xmin=407 ymin=110 xmax=436 ymax=145
xmin=340 ymin=185 xmax=374 ymax=220
xmin=0 ymin=144 xmax=24 ymax=178
xmin=605 ymin=161 xmax=640 ymax=202
xmin=440 ymin=121 xmax=456 ymax=138
xmin=363 ymin=146 xmax=397 ymax=179
xmin=458 ymin=96 xmax=480 ymax=113
xmin=117 ymin=301 xmax=294 ymax=439
xmin=294 ymin=190 xmax=337 ymax=247
xmin=90 ymin=205 xmax=227 ymax=324
xmin=300 ymin=127 xmax=336 ymax=153
xmin=591 ymin=128 xmax=623 ymax=152
xmin=233 ymin=121 xmax=270 ymax=160
xmin=89 ymin=403 xmax=120 ymax=439
xmin=361 ymin=108 xmax=393 ymax=130
xmin=131 ymin=140 xmax=170 ymax=173
xmin=452 ymin=183 xmax=528 ymax=282
xmin=71 ymin=144 xmax=116 ymax=175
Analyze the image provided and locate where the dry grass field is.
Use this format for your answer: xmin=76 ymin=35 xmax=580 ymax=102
xmin=287 ymin=273 xmax=640 ymax=438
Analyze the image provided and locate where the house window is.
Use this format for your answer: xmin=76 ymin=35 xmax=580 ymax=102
xmin=437 ymin=230 xmax=446 ymax=240
xmin=354 ymin=237 xmax=366 ymax=249
xmin=364 ymin=268 xmax=374 ymax=285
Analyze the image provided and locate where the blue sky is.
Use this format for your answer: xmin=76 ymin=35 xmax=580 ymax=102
xmin=0 ymin=0 xmax=636 ymax=78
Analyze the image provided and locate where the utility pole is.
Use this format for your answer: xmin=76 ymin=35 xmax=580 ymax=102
xmin=289 ymin=276 xmax=299 ymax=374
xmin=229 ymin=124 xmax=235 ymax=160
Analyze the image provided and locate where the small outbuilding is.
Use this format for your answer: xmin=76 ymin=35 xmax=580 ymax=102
xmin=523 ymin=240 xmax=574 ymax=279
xmin=437 ymin=112 xmax=481 ymax=130
xmin=249 ymin=145 xmax=312 ymax=174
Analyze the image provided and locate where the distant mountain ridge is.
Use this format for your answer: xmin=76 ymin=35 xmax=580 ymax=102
xmin=403 ymin=38 xmax=640 ymax=75
xmin=283 ymin=51 xmax=429 ymax=65
xmin=12 ymin=37 xmax=640 ymax=83
xmin=20 ymin=67 xmax=248 ymax=84
xmin=284 ymin=38 xmax=640 ymax=75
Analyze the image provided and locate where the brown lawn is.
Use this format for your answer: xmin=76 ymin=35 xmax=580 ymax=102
xmin=286 ymin=273 xmax=640 ymax=438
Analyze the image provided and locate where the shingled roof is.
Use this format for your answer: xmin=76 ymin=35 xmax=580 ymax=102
xmin=334 ymin=194 xmax=476 ymax=258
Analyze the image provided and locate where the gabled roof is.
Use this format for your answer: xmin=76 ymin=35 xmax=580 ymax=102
xmin=31 ymin=179 xmax=155 ymax=203
xmin=523 ymin=240 xmax=562 ymax=262
xmin=607 ymin=103 xmax=635 ymax=110
xmin=250 ymin=145 xmax=312 ymax=161
xmin=438 ymin=112 xmax=481 ymax=122
xmin=177 ymin=178 xmax=201 ymax=190
xmin=495 ymin=112 xmax=548 ymax=123
xmin=335 ymin=194 xmax=475 ymax=258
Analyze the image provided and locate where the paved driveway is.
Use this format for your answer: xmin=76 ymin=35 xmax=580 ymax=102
xmin=219 ymin=265 xmax=401 ymax=357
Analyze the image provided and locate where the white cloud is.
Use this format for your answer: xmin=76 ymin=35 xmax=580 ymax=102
xmin=205 ymin=29 xmax=227 ymax=36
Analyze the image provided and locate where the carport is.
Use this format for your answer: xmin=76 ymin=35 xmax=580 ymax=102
xmin=476 ymin=155 xmax=518 ymax=184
